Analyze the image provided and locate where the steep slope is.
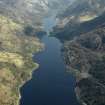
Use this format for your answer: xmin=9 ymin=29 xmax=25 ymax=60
xmin=52 ymin=0 xmax=105 ymax=41
xmin=0 ymin=0 xmax=46 ymax=104
xmin=62 ymin=27 xmax=105 ymax=105
xmin=0 ymin=14 xmax=44 ymax=105
xmin=0 ymin=0 xmax=49 ymax=31
xmin=47 ymin=0 xmax=72 ymax=16
xmin=0 ymin=0 xmax=73 ymax=33
xmin=59 ymin=0 xmax=105 ymax=20
xmin=0 ymin=0 xmax=75 ymax=104
xmin=52 ymin=12 xmax=105 ymax=41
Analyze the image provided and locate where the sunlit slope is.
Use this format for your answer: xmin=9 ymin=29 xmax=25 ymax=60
xmin=52 ymin=0 xmax=105 ymax=41
xmin=0 ymin=15 xmax=43 ymax=105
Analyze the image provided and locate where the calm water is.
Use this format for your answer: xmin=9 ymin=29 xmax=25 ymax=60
xmin=20 ymin=16 xmax=79 ymax=105
xmin=20 ymin=35 xmax=79 ymax=105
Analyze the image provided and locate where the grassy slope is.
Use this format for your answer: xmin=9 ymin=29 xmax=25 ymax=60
xmin=0 ymin=15 xmax=43 ymax=105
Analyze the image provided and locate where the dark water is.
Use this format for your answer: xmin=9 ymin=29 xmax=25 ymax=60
xmin=20 ymin=16 xmax=79 ymax=105
xmin=20 ymin=35 xmax=79 ymax=105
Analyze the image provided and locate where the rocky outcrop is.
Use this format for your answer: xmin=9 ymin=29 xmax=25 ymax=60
xmin=62 ymin=27 xmax=105 ymax=105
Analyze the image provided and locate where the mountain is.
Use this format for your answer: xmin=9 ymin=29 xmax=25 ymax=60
xmin=52 ymin=0 xmax=105 ymax=41
xmin=58 ymin=0 xmax=105 ymax=21
xmin=0 ymin=0 xmax=75 ymax=104
xmin=0 ymin=0 xmax=45 ymax=105
xmin=62 ymin=26 xmax=105 ymax=105
xmin=51 ymin=0 xmax=105 ymax=105
xmin=46 ymin=0 xmax=72 ymax=16
xmin=0 ymin=0 xmax=73 ymax=32
xmin=0 ymin=0 xmax=49 ymax=30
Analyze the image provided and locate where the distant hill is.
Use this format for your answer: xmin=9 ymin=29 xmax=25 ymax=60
xmin=0 ymin=0 xmax=49 ymax=29
xmin=0 ymin=0 xmax=44 ymax=105
xmin=52 ymin=0 xmax=105 ymax=41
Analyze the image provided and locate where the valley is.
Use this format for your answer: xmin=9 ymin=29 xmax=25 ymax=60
xmin=1 ymin=0 xmax=105 ymax=105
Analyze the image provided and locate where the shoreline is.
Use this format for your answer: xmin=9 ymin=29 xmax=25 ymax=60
xmin=18 ymin=63 xmax=39 ymax=105
xmin=18 ymin=45 xmax=45 ymax=105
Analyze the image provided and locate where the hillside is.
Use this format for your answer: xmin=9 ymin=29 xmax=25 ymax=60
xmin=51 ymin=0 xmax=105 ymax=41
xmin=0 ymin=11 xmax=43 ymax=105
xmin=62 ymin=27 xmax=105 ymax=105
xmin=0 ymin=0 xmax=74 ymax=104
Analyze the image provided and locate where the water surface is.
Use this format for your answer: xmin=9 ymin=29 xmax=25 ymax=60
xmin=20 ymin=35 xmax=79 ymax=105
xmin=20 ymin=15 xmax=79 ymax=105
